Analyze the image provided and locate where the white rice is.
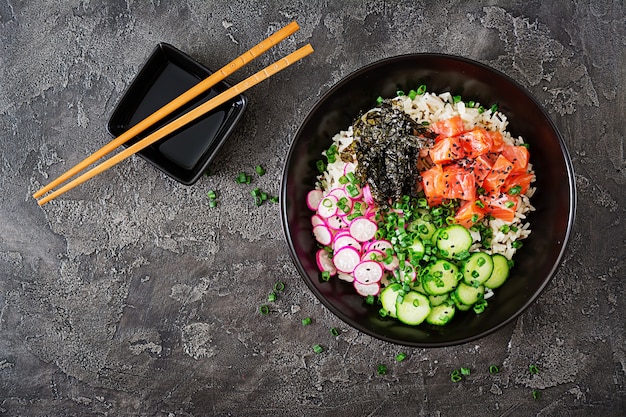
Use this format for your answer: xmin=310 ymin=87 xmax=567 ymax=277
xmin=318 ymin=91 xmax=535 ymax=259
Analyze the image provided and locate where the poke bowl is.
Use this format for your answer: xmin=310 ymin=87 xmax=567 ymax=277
xmin=280 ymin=54 xmax=575 ymax=347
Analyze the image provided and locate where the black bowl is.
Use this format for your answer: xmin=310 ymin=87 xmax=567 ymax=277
xmin=280 ymin=54 xmax=576 ymax=347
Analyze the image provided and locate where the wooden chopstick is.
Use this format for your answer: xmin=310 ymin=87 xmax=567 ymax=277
xmin=32 ymin=21 xmax=300 ymax=200
xmin=36 ymin=44 xmax=314 ymax=206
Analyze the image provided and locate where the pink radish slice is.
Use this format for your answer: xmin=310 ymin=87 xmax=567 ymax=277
xmin=316 ymin=249 xmax=336 ymax=275
xmin=337 ymin=272 xmax=354 ymax=283
xmin=368 ymin=240 xmax=393 ymax=253
xmin=349 ymin=217 xmax=378 ymax=242
xmin=313 ymin=224 xmax=333 ymax=246
xmin=382 ymin=255 xmax=400 ymax=271
xmin=327 ymin=214 xmax=349 ymax=231
xmin=354 ymin=281 xmax=381 ymax=296
xmin=311 ymin=214 xmax=326 ymax=227
xmin=332 ymin=246 xmax=361 ymax=273
xmin=353 ymin=261 xmax=383 ymax=284
xmin=343 ymin=162 xmax=357 ymax=175
xmin=333 ymin=235 xmax=362 ymax=252
xmin=362 ymin=184 xmax=375 ymax=205
xmin=317 ymin=195 xmax=339 ymax=218
xmin=361 ymin=249 xmax=384 ymax=262
xmin=306 ymin=189 xmax=324 ymax=211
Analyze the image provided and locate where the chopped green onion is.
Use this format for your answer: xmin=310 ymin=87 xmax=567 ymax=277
xmin=395 ymin=352 xmax=407 ymax=362
xmin=478 ymin=105 xmax=485 ymax=114
xmin=312 ymin=344 xmax=324 ymax=354
xmin=321 ymin=271 xmax=331 ymax=281
xmin=206 ymin=190 xmax=217 ymax=199
xmin=330 ymin=327 xmax=340 ymax=337
xmin=416 ymin=84 xmax=427 ymax=95
xmin=270 ymin=196 xmax=279 ymax=203
xmin=460 ymin=367 xmax=471 ymax=376
xmin=529 ymin=364 xmax=539 ymax=374
xmin=490 ymin=103 xmax=499 ymax=113
xmin=267 ymin=292 xmax=277 ymax=302
xmin=301 ymin=317 xmax=312 ymax=326
xmin=532 ymin=389 xmax=541 ymax=400
xmin=259 ymin=305 xmax=269 ymax=315
xmin=365 ymin=295 xmax=375 ymax=305
xmin=208 ymin=200 xmax=218 ymax=208
xmin=255 ymin=165 xmax=266 ymax=176
xmin=408 ymin=89 xmax=418 ymax=100
xmin=316 ymin=160 xmax=326 ymax=173
xmin=508 ymin=185 xmax=522 ymax=195
xmin=338 ymin=175 xmax=349 ymax=184
xmin=489 ymin=365 xmax=500 ymax=374
xmin=396 ymin=90 xmax=405 ymax=96
xmin=377 ymin=364 xmax=387 ymax=375
xmin=453 ymin=95 xmax=462 ymax=104
xmin=376 ymin=96 xmax=384 ymax=104
xmin=512 ymin=240 xmax=523 ymax=249
xmin=475 ymin=200 xmax=485 ymax=209
xmin=236 ymin=172 xmax=251 ymax=184
xmin=274 ymin=281 xmax=285 ymax=292
xmin=450 ymin=369 xmax=462 ymax=382
xmin=505 ymin=200 xmax=515 ymax=208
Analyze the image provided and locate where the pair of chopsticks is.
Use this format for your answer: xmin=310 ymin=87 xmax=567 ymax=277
xmin=33 ymin=21 xmax=312 ymax=206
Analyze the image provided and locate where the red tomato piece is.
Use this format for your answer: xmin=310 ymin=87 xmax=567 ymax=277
xmin=480 ymin=192 xmax=518 ymax=222
xmin=431 ymin=115 xmax=466 ymax=138
xmin=457 ymin=128 xmax=491 ymax=159
xmin=441 ymin=164 xmax=476 ymax=201
xmin=421 ymin=164 xmax=445 ymax=205
xmin=429 ymin=136 xmax=464 ymax=164
xmin=454 ymin=199 xmax=485 ymax=228
xmin=484 ymin=130 xmax=505 ymax=153
xmin=482 ymin=154 xmax=514 ymax=194
xmin=503 ymin=171 xmax=534 ymax=195
xmin=501 ymin=145 xmax=530 ymax=173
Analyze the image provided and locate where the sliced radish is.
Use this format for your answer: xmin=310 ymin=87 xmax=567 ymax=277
xmin=382 ymin=255 xmax=400 ymax=271
xmin=343 ymin=162 xmax=357 ymax=175
xmin=311 ymin=214 xmax=326 ymax=227
xmin=353 ymin=261 xmax=383 ymax=284
xmin=327 ymin=214 xmax=349 ymax=231
xmin=337 ymin=272 xmax=354 ymax=283
xmin=362 ymin=184 xmax=375 ymax=205
xmin=368 ymin=239 xmax=393 ymax=253
xmin=306 ymin=189 xmax=324 ymax=211
xmin=361 ymin=249 xmax=384 ymax=262
xmin=312 ymin=224 xmax=333 ymax=246
xmin=329 ymin=188 xmax=353 ymax=214
xmin=317 ymin=195 xmax=339 ymax=218
xmin=333 ymin=235 xmax=362 ymax=252
xmin=332 ymin=246 xmax=361 ymax=273
xmin=316 ymin=249 xmax=336 ymax=276
xmin=349 ymin=217 xmax=378 ymax=242
xmin=354 ymin=281 xmax=381 ymax=296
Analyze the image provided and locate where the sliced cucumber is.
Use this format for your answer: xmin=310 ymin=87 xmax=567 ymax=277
xmin=463 ymin=252 xmax=494 ymax=287
xmin=396 ymin=291 xmax=431 ymax=326
xmin=426 ymin=303 xmax=456 ymax=326
xmin=435 ymin=224 xmax=473 ymax=259
xmin=484 ymin=254 xmax=510 ymax=289
xmin=428 ymin=293 xmax=450 ymax=307
xmin=409 ymin=237 xmax=425 ymax=261
xmin=454 ymin=282 xmax=485 ymax=305
xmin=422 ymin=259 xmax=460 ymax=295
xmin=408 ymin=218 xmax=437 ymax=242
xmin=379 ymin=283 xmax=403 ymax=318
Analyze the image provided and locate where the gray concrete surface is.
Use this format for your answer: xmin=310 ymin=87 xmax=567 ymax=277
xmin=0 ymin=1 xmax=624 ymax=416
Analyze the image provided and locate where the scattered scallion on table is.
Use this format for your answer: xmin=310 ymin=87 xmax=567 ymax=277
xmin=312 ymin=344 xmax=324 ymax=354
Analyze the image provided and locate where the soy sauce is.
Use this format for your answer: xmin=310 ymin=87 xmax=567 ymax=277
xmin=127 ymin=62 xmax=226 ymax=170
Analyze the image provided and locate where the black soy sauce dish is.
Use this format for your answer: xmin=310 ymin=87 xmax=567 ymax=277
xmin=107 ymin=43 xmax=247 ymax=185
xmin=280 ymin=53 xmax=576 ymax=347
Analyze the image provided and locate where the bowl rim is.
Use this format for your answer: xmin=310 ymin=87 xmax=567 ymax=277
xmin=281 ymin=52 xmax=577 ymax=347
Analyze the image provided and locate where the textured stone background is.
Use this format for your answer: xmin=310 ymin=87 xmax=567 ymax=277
xmin=0 ymin=1 xmax=624 ymax=416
